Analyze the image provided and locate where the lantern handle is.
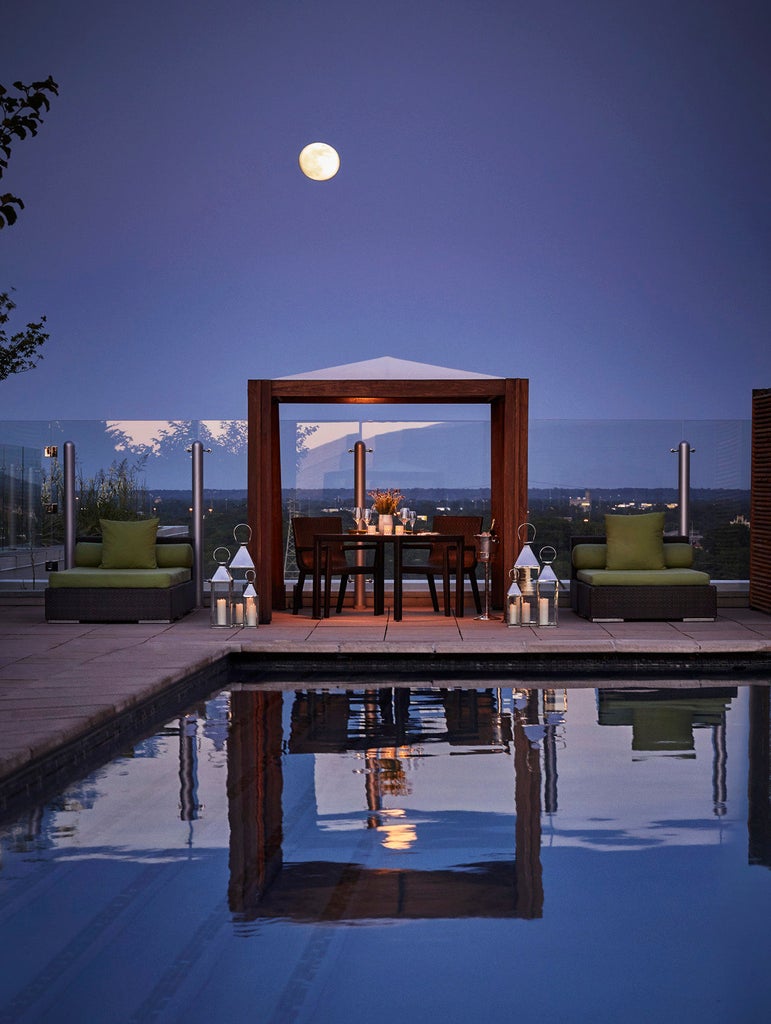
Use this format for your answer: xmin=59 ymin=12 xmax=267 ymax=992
xmin=539 ymin=545 xmax=557 ymax=565
xmin=517 ymin=522 xmax=537 ymax=544
xmin=233 ymin=523 xmax=252 ymax=545
xmin=213 ymin=546 xmax=231 ymax=565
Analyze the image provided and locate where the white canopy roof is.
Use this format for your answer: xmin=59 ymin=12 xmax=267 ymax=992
xmin=278 ymin=357 xmax=500 ymax=380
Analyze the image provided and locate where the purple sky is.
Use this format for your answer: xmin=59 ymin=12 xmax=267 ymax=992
xmin=1 ymin=0 xmax=769 ymax=422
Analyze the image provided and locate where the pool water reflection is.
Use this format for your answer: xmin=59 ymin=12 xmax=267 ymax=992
xmin=1 ymin=683 xmax=769 ymax=1023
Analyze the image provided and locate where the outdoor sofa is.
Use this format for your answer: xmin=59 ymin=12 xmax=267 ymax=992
xmin=45 ymin=519 xmax=195 ymax=623
xmin=570 ymin=513 xmax=717 ymax=622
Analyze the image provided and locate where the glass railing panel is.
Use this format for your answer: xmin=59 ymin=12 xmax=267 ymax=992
xmin=0 ymin=417 xmax=752 ymax=589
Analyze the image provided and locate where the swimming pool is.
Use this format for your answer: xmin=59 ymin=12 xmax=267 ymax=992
xmin=1 ymin=680 xmax=769 ymax=1023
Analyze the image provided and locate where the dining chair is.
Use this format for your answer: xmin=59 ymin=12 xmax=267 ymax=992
xmin=291 ymin=516 xmax=379 ymax=615
xmin=400 ymin=515 xmax=483 ymax=614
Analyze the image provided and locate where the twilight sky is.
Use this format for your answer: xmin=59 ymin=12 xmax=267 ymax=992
xmin=1 ymin=0 xmax=769 ymax=422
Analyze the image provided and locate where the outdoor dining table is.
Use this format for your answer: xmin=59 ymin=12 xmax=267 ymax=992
xmin=311 ymin=532 xmax=465 ymax=621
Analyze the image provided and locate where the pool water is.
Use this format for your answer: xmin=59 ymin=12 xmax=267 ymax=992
xmin=1 ymin=682 xmax=769 ymax=1024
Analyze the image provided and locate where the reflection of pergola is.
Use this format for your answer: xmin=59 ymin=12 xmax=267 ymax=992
xmin=228 ymin=689 xmax=543 ymax=921
xmin=247 ymin=361 xmax=528 ymax=622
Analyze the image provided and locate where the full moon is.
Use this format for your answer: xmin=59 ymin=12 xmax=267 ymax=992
xmin=298 ymin=142 xmax=340 ymax=181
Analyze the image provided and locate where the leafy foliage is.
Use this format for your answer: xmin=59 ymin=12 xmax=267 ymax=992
xmin=1 ymin=77 xmax=58 ymax=380
xmin=0 ymin=290 xmax=48 ymax=380
xmin=0 ymin=76 xmax=59 ymax=228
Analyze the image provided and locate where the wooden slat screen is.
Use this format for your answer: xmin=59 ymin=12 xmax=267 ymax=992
xmin=751 ymin=389 xmax=771 ymax=613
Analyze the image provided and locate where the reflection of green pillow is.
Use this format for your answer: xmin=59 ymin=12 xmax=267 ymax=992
xmin=100 ymin=518 xmax=159 ymax=569
xmin=605 ymin=512 xmax=665 ymax=570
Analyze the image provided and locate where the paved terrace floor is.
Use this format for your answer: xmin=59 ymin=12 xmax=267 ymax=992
xmin=1 ymin=602 xmax=770 ymax=804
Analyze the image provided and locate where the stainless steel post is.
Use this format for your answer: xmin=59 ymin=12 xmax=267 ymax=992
xmin=63 ymin=441 xmax=76 ymax=568
xmin=670 ymin=440 xmax=695 ymax=540
xmin=190 ymin=441 xmax=205 ymax=607
xmin=349 ymin=440 xmax=372 ymax=609
xmin=8 ymin=465 xmax=16 ymax=548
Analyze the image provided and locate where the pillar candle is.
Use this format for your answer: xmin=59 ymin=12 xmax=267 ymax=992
xmin=216 ymin=598 xmax=227 ymax=625
xmin=539 ymin=597 xmax=549 ymax=625
xmin=246 ymin=599 xmax=257 ymax=626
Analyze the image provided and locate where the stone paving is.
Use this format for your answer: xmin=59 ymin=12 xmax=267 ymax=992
xmin=1 ymin=601 xmax=770 ymax=792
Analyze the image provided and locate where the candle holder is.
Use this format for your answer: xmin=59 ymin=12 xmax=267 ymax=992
xmin=230 ymin=523 xmax=255 ymax=571
xmin=474 ymin=531 xmax=498 ymax=621
xmin=242 ymin=569 xmax=259 ymax=627
xmin=536 ymin=546 xmax=560 ymax=627
xmin=208 ymin=546 xmax=233 ymax=627
xmin=506 ymin=570 xmax=523 ymax=626
xmin=514 ymin=523 xmax=541 ymax=626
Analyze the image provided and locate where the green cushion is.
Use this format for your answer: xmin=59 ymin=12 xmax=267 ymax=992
xmin=99 ymin=518 xmax=159 ymax=570
xmin=74 ymin=542 xmax=103 ymax=567
xmin=663 ymin=543 xmax=694 ymax=569
xmin=155 ymin=543 xmax=194 ymax=569
xmin=577 ymin=568 xmax=711 ymax=586
xmin=48 ymin=567 xmax=190 ymax=589
xmin=572 ymin=544 xmax=607 ymax=570
xmin=605 ymin=512 xmax=665 ymax=570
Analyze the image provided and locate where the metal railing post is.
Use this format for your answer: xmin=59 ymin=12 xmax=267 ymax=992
xmin=189 ymin=441 xmax=206 ymax=607
xmin=670 ymin=440 xmax=695 ymax=540
xmin=349 ymin=439 xmax=372 ymax=609
xmin=63 ymin=441 xmax=76 ymax=568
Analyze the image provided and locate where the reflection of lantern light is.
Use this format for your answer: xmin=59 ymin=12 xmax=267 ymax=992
xmin=379 ymin=822 xmax=417 ymax=850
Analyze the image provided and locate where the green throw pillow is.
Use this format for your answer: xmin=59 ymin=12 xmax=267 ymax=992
xmin=605 ymin=512 xmax=666 ymax=570
xmin=155 ymin=543 xmax=194 ymax=569
xmin=74 ymin=541 xmax=103 ymax=567
xmin=99 ymin=518 xmax=159 ymax=569
xmin=663 ymin=542 xmax=694 ymax=569
xmin=572 ymin=543 xmax=607 ymax=570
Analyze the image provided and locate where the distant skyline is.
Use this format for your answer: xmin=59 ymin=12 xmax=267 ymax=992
xmin=1 ymin=1 xmax=769 ymax=422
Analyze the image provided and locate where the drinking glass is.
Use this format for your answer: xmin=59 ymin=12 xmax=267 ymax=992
xmin=409 ymin=509 xmax=417 ymax=533
xmin=352 ymin=506 xmax=363 ymax=531
xmin=400 ymin=507 xmax=410 ymax=532
xmin=363 ymin=508 xmax=372 ymax=530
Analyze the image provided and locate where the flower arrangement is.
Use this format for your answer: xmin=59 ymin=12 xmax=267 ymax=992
xmin=368 ymin=487 xmax=404 ymax=514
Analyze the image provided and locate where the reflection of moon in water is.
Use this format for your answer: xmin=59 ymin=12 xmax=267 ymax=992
xmin=298 ymin=142 xmax=341 ymax=181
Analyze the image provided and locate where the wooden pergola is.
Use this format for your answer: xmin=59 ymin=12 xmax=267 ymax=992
xmin=247 ymin=375 xmax=529 ymax=622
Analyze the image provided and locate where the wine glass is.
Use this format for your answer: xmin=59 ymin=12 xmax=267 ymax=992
xmin=363 ymin=507 xmax=372 ymax=530
xmin=352 ymin=506 xmax=363 ymax=531
xmin=409 ymin=509 xmax=417 ymax=533
xmin=400 ymin=507 xmax=410 ymax=532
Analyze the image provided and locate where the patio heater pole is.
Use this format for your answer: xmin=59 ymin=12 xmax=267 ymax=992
xmin=189 ymin=441 xmax=208 ymax=608
xmin=671 ymin=441 xmax=695 ymax=541
xmin=63 ymin=441 xmax=76 ymax=569
xmin=350 ymin=440 xmax=372 ymax=609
